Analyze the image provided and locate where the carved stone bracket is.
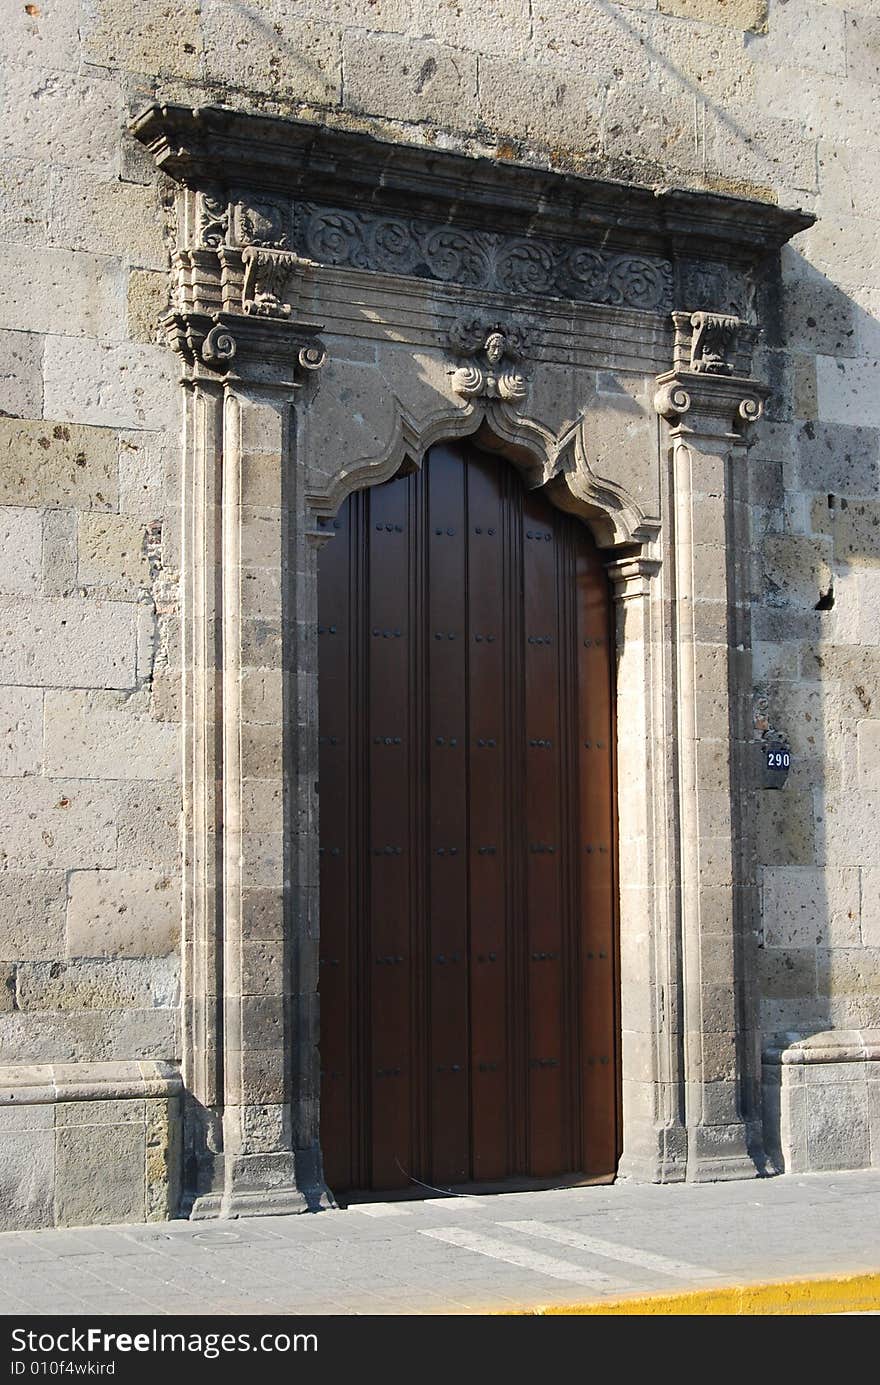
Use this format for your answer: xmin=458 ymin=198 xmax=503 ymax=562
xmin=448 ymin=317 xmax=530 ymax=403
xmin=162 ymin=308 xmax=327 ymax=384
xmin=671 ymin=309 xmax=759 ymax=381
xmin=241 ymin=246 xmax=317 ymax=319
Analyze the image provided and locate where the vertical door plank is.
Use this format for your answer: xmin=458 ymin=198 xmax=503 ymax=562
xmin=466 ymin=452 xmax=509 ymax=1180
xmin=317 ymin=504 xmax=355 ymax=1189
xmin=521 ymin=489 xmax=567 ymax=1177
xmin=425 ymin=444 xmax=471 ymax=1185
xmin=366 ymin=475 xmax=414 ymax=1188
xmin=576 ymin=539 xmax=618 ymax=1176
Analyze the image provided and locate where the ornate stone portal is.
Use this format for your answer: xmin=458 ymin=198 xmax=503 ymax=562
xmin=133 ymin=104 xmax=812 ymax=1215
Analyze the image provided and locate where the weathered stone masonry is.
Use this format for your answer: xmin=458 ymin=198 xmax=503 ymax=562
xmin=2 ymin=0 xmax=880 ymax=1227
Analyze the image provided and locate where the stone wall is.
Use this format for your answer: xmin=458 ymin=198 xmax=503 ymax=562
xmin=1 ymin=0 xmax=879 ymax=1224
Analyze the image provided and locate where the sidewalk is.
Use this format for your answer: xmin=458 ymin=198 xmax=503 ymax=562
xmin=1 ymin=1170 xmax=879 ymax=1316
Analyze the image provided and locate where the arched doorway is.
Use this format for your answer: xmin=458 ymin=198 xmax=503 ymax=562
xmin=317 ymin=439 xmax=618 ymax=1193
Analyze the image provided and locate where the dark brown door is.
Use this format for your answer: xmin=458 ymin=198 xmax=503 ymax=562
xmin=317 ymin=440 xmax=617 ymax=1192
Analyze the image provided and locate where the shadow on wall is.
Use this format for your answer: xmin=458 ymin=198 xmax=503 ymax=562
xmin=755 ymin=247 xmax=880 ymax=1172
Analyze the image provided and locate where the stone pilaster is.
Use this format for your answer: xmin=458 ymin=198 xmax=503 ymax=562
xmin=607 ymin=554 xmax=688 ymax=1184
xmin=168 ymin=302 xmax=330 ymax=1217
xmin=655 ymin=311 xmax=768 ymax=1181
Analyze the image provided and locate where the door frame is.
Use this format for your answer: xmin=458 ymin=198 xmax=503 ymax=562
xmin=132 ymin=101 xmax=810 ymax=1217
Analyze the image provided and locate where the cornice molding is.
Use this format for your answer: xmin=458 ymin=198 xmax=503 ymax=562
xmin=131 ymin=103 xmax=814 ymax=273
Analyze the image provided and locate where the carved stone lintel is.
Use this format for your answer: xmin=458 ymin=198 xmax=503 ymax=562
xmin=241 ymin=245 xmax=316 ymax=319
xmin=448 ymin=317 xmax=530 ymax=403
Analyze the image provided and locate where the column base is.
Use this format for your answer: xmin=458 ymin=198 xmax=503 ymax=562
xmin=686 ymin=1123 xmax=758 ymax=1183
xmin=190 ymin=1146 xmax=335 ymax=1220
xmin=617 ymin=1121 xmax=688 ymax=1184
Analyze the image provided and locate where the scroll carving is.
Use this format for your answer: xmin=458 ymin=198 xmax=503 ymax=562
xmin=296 ymin=204 xmax=672 ymax=310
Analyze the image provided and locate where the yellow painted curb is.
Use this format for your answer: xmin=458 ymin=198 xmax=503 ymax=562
xmin=503 ymin=1270 xmax=880 ymax=1315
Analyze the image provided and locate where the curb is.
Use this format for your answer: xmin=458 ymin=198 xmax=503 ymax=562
xmin=504 ymin=1271 xmax=880 ymax=1315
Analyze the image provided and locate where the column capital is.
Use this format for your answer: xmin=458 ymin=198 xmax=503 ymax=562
xmin=162 ymin=308 xmax=327 ymax=390
xmin=654 ymin=309 xmax=769 ymax=442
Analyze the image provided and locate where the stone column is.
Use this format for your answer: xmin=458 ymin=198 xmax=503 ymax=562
xmin=654 ymin=311 xmax=767 ymax=1181
xmin=167 ymin=287 xmax=329 ymax=1216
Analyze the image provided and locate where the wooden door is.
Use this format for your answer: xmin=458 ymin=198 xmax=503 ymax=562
xmin=317 ymin=440 xmax=617 ymax=1192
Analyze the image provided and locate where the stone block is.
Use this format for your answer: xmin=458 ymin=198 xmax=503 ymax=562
xmin=857 ymin=719 xmax=880 ymax=787
xmin=0 ymin=418 xmax=117 ymax=511
xmin=711 ymin=115 xmax=817 ymax=195
xmin=342 ymin=33 xmax=479 ymax=128
xmin=757 ymin=947 xmax=817 ymax=999
xmin=42 ymin=338 xmax=177 ymax=432
xmin=0 ymin=873 xmax=66 ymax=962
xmin=828 ymin=498 xmax=880 ymax=564
xmin=755 ymin=791 xmax=815 ymax=866
xmin=806 ymin=1075 xmax=871 ymax=1170
xmin=658 ymin=0 xmax=767 ymax=29
xmin=604 ymin=84 xmax=704 ymax=177
xmin=796 ymin=419 xmax=879 ymax=495
xmin=531 ymin=2 xmax=654 ymax=83
xmin=816 ymin=793 xmax=880 ymax=866
xmin=0 ymin=686 xmax=42 ymax=778
xmin=15 ymin=957 xmax=179 ymax=1013
xmin=55 ymin=1121 xmax=145 ymax=1227
xmin=0 ymin=68 xmax=119 ymax=172
xmin=414 ymin=0 xmax=530 ymax=61
xmin=118 ymin=430 xmax=170 ymax=519
xmin=127 ymin=270 xmax=169 ymax=345
xmin=55 ymin=1099 xmax=145 ymax=1127
xmin=0 ymin=329 xmax=44 ymax=417
xmin=0 ymin=1007 xmax=179 ymax=1064
xmin=862 ymin=868 xmax=880 ymax=947
xmin=44 ymin=689 xmax=177 ymax=780
xmin=752 ymin=0 xmax=846 ymax=75
xmin=0 ymin=779 xmax=119 ymax=872
xmin=48 ymin=170 xmax=167 ymax=268
xmin=479 ymin=57 xmax=604 ymax=151
xmin=202 ymin=2 xmax=341 ymax=104
xmin=78 ymin=513 xmax=151 ymax=599
xmin=145 ymin=1095 xmax=181 ymax=1220
xmin=0 ymin=1129 xmax=54 ymax=1230
xmin=41 ymin=510 xmax=79 ymax=597
xmin=115 ymin=781 xmax=181 ymax=870
xmin=817 ymin=947 xmax=880 ymax=999
xmin=0 ymin=241 xmax=125 ymax=341
xmin=0 ymin=507 xmax=41 ymax=596
xmin=67 ymin=870 xmax=180 ymax=959
xmin=762 ymin=865 xmax=860 ymax=948
xmin=0 ymin=157 xmax=50 ymax=248
xmin=845 ymin=10 xmax=880 ymax=85
xmin=0 ymin=0 xmax=81 ymax=70
xmin=817 ymin=356 xmax=880 ymax=430
xmin=761 ymin=533 xmax=833 ymax=608
xmin=83 ymin=0 xmax=203 ymax=79
xmin=0 ymin=597 xmax=135 ymax=689
xmin=780 ymin=261 xmax=858 ymax=357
